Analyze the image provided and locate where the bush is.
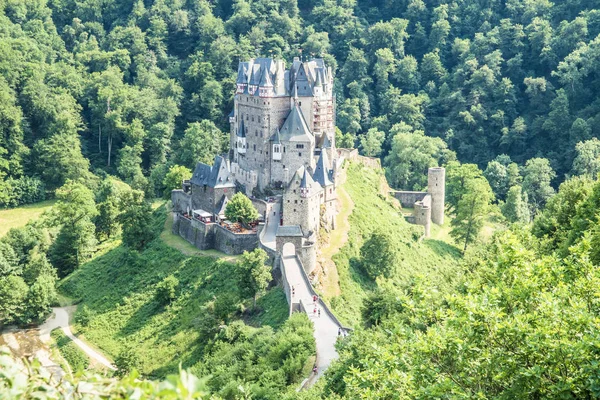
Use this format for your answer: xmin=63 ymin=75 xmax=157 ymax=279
xmin=156 ymin=275 xmax=179 ymax=305
xmin=75 ymin=305 xmax=94 ymax=327
xmin=359 ymin=230 xmax=397 ymax=279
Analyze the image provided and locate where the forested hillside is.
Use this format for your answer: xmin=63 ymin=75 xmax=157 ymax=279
xmin=5 ymin=0 xmax=600 ymax=398
xmin=3 ymin=0 xmax=600 ymax=207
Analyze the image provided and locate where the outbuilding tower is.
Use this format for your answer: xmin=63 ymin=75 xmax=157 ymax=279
xmin=427 ymin=167 xmax=445 ymax=225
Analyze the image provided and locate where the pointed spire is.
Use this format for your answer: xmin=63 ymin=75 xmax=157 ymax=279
xmin=259 ymin=66 xmax=274 ymax=87
xmin=315 ymin=71 xmax=323 ymax=87
xmin=270 ymin=127 xmax=281 ymax=144
xmin=313 ymin=150 xmax=333 ymax=187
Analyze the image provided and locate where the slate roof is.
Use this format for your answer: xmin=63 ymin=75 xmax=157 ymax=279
xmin=269 ymin=128 xmax=281 ymax=144
xmin=279 ymin=105 xmax=313 ymax=143
xmin=190 ymin=156 xmax=236 ymax=189
xmin=312 ymin=150 xmax=333 ymax=187
xmin=276 ymin=225 xmax=303 ymax=237
xmin=259 ymin=66 xmax=274 ymax=87
xmin=291 ymin=165 xmax=322 ymax=194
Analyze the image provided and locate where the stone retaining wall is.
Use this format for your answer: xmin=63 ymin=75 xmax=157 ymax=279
xmin=172 ymin=213 xmax=259 ymax=255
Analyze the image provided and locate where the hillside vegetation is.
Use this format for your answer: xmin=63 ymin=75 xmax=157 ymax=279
xmin=58 ymin=208 xmax=314 ymax=398
xmin=326 ymin=161 xmax=461 ymax=326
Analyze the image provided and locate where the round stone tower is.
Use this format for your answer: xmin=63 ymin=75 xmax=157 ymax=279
xmin=428 ymin=167 xmax=445 ymax=225
xmin=414 ymin=201 xmax=431 ymax=238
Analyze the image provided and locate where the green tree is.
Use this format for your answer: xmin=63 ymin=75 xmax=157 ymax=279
xmin=225 ymin=193 xmax=259 ymax=226
xmin=162 ymin=165 xmax=192 ymax=199
xmin=522 ymin=157 xmax=556 ymax=215
xmin=177 ymin=121 xmax=227 ymax=169
xmin=572 ymin=138 xmax=600 ymax=178
xmin=49 ymin=181 xmax=98 ymax=276
xmin=238 ymin=248 xmax=271 ymax=309
xmin=119 ymin=190 xmax=156 ymax=251
xmin=0 ymin=275 xmax=28 ymax=324
xmin=502 ymin=185 xmax=530 ymax=223
xmin=359 ymin=128 xmax=385 ymax=157
xmin=450 ymin=172 xmax=494 ymax=251
xmin=384 ymin=129 xmax=455 ymax=190
xmin=359 ymin=230 xmax=397 ymax=279
xmin=94 ymin=178 xmax=123 ymax=240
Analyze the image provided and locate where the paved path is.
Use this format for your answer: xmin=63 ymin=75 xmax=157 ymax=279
xmin=282 ymin=249 xmax=341 ymax=386
xmin=259 ymin=198 xmax=343 ymax=387
xmin=262 ymin=201 xmax=280 ymax=250
xmin=40 ymin=307 xmax=117 ymax=371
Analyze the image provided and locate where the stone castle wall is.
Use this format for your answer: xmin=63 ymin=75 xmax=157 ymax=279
xmin=172 ymin=213 xmax=258 ymax=255
xmin=172 ymin=190 xmax=192 ymax=214
xmin=391 ymin=191 xmax=428 ymax=208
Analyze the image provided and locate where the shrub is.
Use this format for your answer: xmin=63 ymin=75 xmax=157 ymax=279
xmin=156 ymin=275 xmax=179 ymax=305
xmin=359 ymin=230 xmax=397 ymax=279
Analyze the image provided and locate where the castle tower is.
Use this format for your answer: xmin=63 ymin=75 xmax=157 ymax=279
xmin=428 ymin=167 xmax=445 ymax=225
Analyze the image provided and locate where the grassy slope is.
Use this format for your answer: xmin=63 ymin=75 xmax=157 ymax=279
xmin=59 ymin=208 xmax=288 ymax=378
xmin=0 ymin=200 xmax=56 ymax=237
xmin=327 ymin=162 xmax=462 ymax=326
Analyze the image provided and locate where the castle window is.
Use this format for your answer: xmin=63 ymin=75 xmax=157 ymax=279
xmin=295 ymin=200 xmax=297 ymax=204
xmin=293 ymin=190 xmax=296 ymax=194
xmin=253 ymin=144 xmax=256 ymax=151
xmin=255 ymin=131 xmax=258 ymax=137
xmin=283 ymin=147 xmax=286 ymax=153
xmin=296 ymin=144 xmax=304 ymax=149
xmin=252 ymin=116 xmax=254 ymax=122
xmin=246 ymin=115 xmax=248 ymax=120
xmin=299 ymin=101 xmax=302 ymax=106
xmin=299 ymin=153 xmax=302 ymax=157
xmin=294 ymin=209 xmax=296 ymax=212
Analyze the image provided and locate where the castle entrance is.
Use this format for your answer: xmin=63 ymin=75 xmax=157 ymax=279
xmin=282 ymin=242 xmax=296 ymax=258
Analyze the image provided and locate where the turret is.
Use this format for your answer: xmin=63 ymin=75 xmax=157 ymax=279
xmin=428 ymin=167 xmax=445 ymax=225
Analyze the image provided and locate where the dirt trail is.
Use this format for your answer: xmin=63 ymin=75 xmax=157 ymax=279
xmin=1 ymin=306 xmax=116 ymax=375
xmin=317 ymin=185 xmax=354 ymax=297
xmin=42 ymin=307 xmax=117 ymax=371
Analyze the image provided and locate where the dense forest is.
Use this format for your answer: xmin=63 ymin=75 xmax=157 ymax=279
xmin=4 ymin=0 xmax=600 ymax=398
xmin=3 ymin=0 xmax=600 ymax=205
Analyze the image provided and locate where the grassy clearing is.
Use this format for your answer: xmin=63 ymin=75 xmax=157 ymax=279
xmin=58 ymin=207 xmax=291 ymax=379
xmin=0 ymin=200 xmax=56 ymax=237
xmin=51 ymin=329 xmax=89 ymax=373
xmin=326 ymin=162 xmax=462 ymax=327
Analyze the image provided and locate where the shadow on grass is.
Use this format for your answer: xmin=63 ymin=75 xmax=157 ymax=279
xmin=423 ymin=239 xmax=462 ymax=260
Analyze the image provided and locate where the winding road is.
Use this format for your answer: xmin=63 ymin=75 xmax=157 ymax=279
xmin=261 ymin=199 xmax=343 ymax=387
xmin=40 ymin=307 xmax=117 ymax=371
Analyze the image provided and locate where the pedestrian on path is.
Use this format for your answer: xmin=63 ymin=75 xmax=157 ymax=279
xmin=313 ymin=295 xmax=317 ymax=303
xmin=313 ymin=306 xmax=317 ymax=315
xmin=338 ymin=327 xmax=341 ymax=336
xmin=318 ymin=308 xmax=321 ymax=317
xmin=292 ymin=286 xmax=295 ymax=297
xmin=313 ymin=364 xmax=317 ymax=374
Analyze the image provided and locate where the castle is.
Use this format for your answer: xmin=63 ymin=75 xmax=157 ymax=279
xmin=171 ymin=57 xmax=445 ymax=272
xmin=171 ymin=57 xmax=339 ymax=273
